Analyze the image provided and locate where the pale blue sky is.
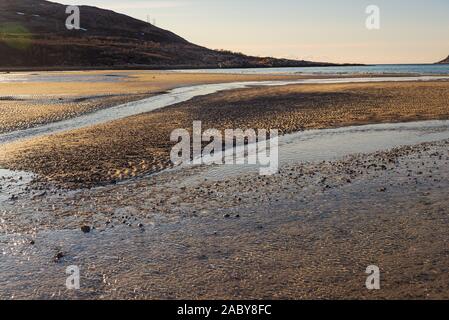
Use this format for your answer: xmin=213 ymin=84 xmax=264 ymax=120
xmin=58 ymin=0 xmax=449 ymax=64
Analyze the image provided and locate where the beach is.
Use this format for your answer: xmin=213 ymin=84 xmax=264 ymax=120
xmin=1 ymin=78 xmax=449 ymax=188
xmin=0 ymin=70 xmax=311 ymax=134
xmin=1 ymin=136 xmax=449 ymax=299
xmin=0 ymin=71 xmax=449 ymax=299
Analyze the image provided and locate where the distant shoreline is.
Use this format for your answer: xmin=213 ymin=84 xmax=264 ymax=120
xmin=0 ymin=63 xmax=366 ymax=73
xmin=3 ymin=63 xmax=449 ymax=74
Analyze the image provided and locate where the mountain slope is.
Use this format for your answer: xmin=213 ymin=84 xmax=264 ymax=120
xmin=0 ymin=0 xmax=342 ymax=70
xmin=437 ymin=56 xmax=449 ymax=64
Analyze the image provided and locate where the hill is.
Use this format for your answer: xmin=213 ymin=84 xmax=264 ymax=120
xmin=0 ymin=0 xmax=345 ymax=70
xmin=437 ymin=56 xmax=449 ymax=64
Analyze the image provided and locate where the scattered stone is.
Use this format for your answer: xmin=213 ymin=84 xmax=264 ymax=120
xmin=81 ymin=225 xmax=91 ymax=233
xmin=53 ymin=252 xmax=64 ymax=262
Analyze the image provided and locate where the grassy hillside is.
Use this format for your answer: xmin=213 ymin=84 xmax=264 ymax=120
xmin=0 ymin=0 xmax=343 ymax=70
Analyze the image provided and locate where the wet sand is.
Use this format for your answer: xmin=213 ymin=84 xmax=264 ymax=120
xmin=0 ymin=70 xmax=311 ymax=134
xmin=0 ymin=138 xmax=448 ymax=299
xmin=0 ymin=74 xmax=449 ymax=300
xmin=0 ymin=94 xmax=153 ymax=134
xmin=1 ymin=80 xmax=448 ymax=188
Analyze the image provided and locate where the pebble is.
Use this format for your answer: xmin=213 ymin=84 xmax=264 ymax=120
xmin=81 ymin=225 xmax=91 ymax=233
xmin=53 ymin=252 xmax=64 ymax=262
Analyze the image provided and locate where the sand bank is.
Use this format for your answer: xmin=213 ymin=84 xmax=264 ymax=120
xmin=1 ymin=80 xmax=448 ymax=188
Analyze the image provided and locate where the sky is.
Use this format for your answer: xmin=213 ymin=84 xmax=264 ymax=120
xmin=57 ymin=0 xmax=449 ymax=64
